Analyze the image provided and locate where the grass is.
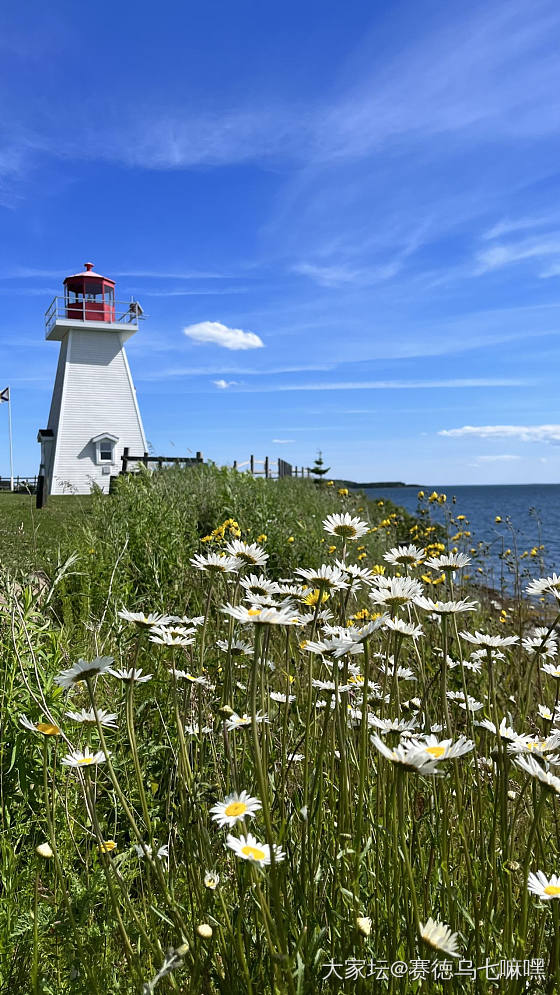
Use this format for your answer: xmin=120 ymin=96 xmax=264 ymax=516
xmin=0 ymin=492 xmax=93 ymax=573
xmin=1 ymin=465 xmax=559 ymax=994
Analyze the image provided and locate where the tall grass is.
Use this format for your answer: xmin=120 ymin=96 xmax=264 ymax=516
xmin=1 ymin=467 xmax=558 ymax=994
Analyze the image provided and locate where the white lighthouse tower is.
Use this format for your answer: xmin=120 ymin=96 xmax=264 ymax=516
xmin=38 ymin=263 xmax=147 ymax=495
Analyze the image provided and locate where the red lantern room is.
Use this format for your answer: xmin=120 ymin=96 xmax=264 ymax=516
xmin=64 ymin=262 xmax=116 ymax=322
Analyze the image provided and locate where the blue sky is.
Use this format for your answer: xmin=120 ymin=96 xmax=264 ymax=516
xmin=2 ymin=0 xmax=560 ymax=483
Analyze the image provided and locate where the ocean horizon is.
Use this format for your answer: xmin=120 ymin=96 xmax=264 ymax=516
xmin=360 ymin=482 xmax=560 ymax=591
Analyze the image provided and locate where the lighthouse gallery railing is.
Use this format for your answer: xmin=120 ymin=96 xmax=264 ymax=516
xmin=45 ymin=297 xmax=143 ymax=334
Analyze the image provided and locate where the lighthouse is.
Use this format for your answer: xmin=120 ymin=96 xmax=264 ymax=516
xmin=38 ymin=264 xmax=147 ymax=495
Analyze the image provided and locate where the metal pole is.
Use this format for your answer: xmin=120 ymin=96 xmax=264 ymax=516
xmin=7 ymin=391 xmax=13 ymax=491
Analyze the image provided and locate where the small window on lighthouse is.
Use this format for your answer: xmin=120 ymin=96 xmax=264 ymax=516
xmin=92 ymin=433 xmax=118 ymax=466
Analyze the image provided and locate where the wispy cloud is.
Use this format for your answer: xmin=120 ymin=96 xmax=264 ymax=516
xmin=183 ymin=321 xmax=264 ymax=351
xmin=141 ymin=287 xmax=249 ymax=297
xmin=292 ymin=261 xmax=400 ymax=288
xmin=238 ymin=378 xmax=530 ymax=393
xmin=439 ymin=425 xmax=560 ymax=443
xmin=482 ymin=215 xmax=559 ymax=240
xmin=475 ymin=235 xmax=560 ymax=273
xmin=478 ymin=453 xmax=521 ymax=462
xmin=272 ymin=438 xmax=295 ymax=444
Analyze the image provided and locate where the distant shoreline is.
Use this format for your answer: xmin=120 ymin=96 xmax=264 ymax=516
xmin=335 ymin=480 xmax=415 ymax=489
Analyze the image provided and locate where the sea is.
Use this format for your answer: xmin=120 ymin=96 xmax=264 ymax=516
xmin=360 ymin=484 xmax=560 ymax=595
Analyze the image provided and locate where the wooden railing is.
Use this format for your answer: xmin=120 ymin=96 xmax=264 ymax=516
xmin=120 ymin=448 xmax=203 ymax=474
xmin=231 ymin=456 xmax=308 ymax=479
xmin=0 ymin=475 xmax=37 ymax=492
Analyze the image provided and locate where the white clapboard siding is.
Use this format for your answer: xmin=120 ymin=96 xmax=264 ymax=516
xmin=47 ymin=328 xmax=146 ymax=495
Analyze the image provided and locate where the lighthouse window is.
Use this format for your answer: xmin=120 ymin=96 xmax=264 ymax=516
xmin=86 ymin=282 xmax=102 ymax=300
xmin=99 ymin=444 xmax=113 ymax=461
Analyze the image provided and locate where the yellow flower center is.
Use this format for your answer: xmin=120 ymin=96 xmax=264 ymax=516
xmin=77 ymin=757 xmax=94 ymax=765
xmin=426 ymin=746 xmax=446 ymax=758
xmin=225 ymin=801 xmax=247 ymax=818
xmin=248 ymin=609 xmax=261 ymax=617
xmin=544 ymin=885 xmax=560 ymax=896
xmin=37 ymin=723 xmax=61 ymax=736
xmin=241 ymin=845 xmax=266 ymax=861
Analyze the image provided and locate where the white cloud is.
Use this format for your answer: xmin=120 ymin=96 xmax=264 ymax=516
xmin=272 ymin=438 xmax=295 ymax=444
xmin=478 ymin=454 xmax=521 ymax=462
xmin=183 ymin=321 xmax=264 ymax=351
xmin=439 ymin=425 xmax=560 ymax=443
xmin=213 ymin=379 xmax=237 ymax=389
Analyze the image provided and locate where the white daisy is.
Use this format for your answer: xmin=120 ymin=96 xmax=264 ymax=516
xmin=118 ymin=609 xmax=174 ymax=628
xmin=406 ymin=734 xmax=474 ymax=761
xmin=61 ymin=748 xmax=108 ymax=768
xmin=508 ymin=732 xmax=560 ymax=756
xmin=370 ymin=734 xmax=443 ymax=775
xmin=383 ymin=544 xmax=424 ymax=567
xmin=415 ymin=597 xmax=478 ymax=615
xmin=526 ymin=575 xmax=560 ymax=599
xmin=190 ymin=552 xmax=241 ymax=574
xmin=459 ymin=631 xmax=519 ymax=649
xmin=204 ymin=871 xmax=220 ymax=890
xmin=134 ymin=843 xmax=169 ymax=860
xmin=424 ymin=552 xmax=471 ymax=572
xmin=64 ymin=708 xmax=118 ymax=728
xmin=55 ymin=657 xmax=114 ymax=690
xmin=476 ymin=717 xmax=518 ymax=740
xmin=216 ymin=638 xmax=253 ymax=656
xmin=108 ymin=667 xmax=153 ymax=683
xmin=296 ymin=564 xmax=349 ymax=591
xmin=225 ymin=712 xmax=269 ymax=731
xmin=527 ymin=870 xmax=560 ymax=900
xmin=225 ymin=540 xmax=269 ymax=567
xmin=446 ymin=691 xmax=484 ymax=711
xmin=419 ymin=918 xmax=461 ymax=958
xmin=334 ymin=561 xmax=376 ymax=585
xmin=226 ymin=832 xmax=285 ymax=865
xmin=369 ymin=716 xmax=418 ymax=733
xmin=369 ymin=576 xmax=423 ymax=610
xmin=384 ymin=617 xmax=423 ymax=638
xmin=240 ymin=575 xmax=280 ymax=598
xmin=269 ymin=691 xmax=296 ymax=704
xmin=149 ymin=629 xmax=195 ymax=647
xmin=513 ymin=754 xmax=560 ymax=794
xmin=542 ymin=663 xmax=560 ymax=679
xmin=322 ymin=513 xmax=369 ymax=541
xmin=221 ymin=604 xmax=300 ymax=626
xmin=210 ymin=791 xmax=262 ymax=828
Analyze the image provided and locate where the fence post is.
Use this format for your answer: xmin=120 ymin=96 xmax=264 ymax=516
xmin=233 ymin=460 xmax=237 ymax=471
xmin=196 ymin=451 xmax=203 ymax=462
xmin=36 ymin=474 xmax=46 ymax=509
xmin=122 ymin=447 xmax=129 ymax=474
xmin=250 ymin=455 xmax=254 ymax=475
xmin=143 ymin=451 xmax=149 ymax=467
xmin=264 ymin=456 xmax=269 ymax=479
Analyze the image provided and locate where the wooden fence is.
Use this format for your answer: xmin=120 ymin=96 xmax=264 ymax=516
xmin=232 ymin=456 xmax=309 ymax=479
xmin=120 ymin=448 xmax=203 ymax=473
xmin=0 ymin=476 xmax=38 ymax=492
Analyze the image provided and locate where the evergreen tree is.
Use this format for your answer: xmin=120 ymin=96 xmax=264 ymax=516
xmin=309 ymin=451 xmax=331 ymax=483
